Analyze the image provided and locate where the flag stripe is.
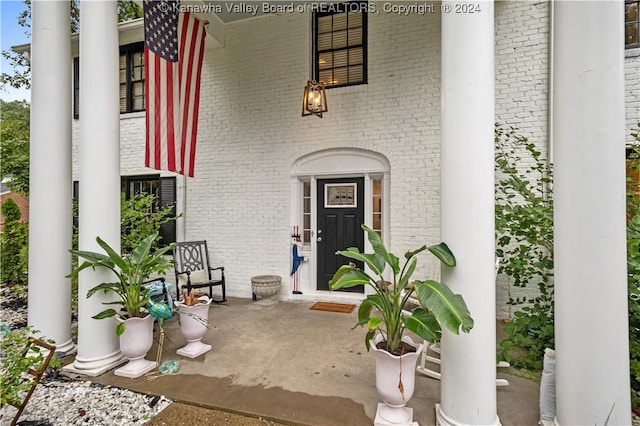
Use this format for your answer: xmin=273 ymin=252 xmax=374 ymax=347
xmin=144 ymin=2 xmax=206 ymax=177
xmin=186 ymin=25 xmax=205 ymax=177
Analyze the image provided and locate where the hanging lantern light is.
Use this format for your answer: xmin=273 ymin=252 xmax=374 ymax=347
xmin=302 ymin=80 xmax=328 ymax=118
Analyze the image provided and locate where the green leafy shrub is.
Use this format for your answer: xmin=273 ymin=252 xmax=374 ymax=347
xmin=0 ymin=327 xmax=60 ymax=407
xmin=494 ymin=124 xmax=554 ymax=371
xmin=120 ymin=193 xmax=176 ymax=254
xmin=0 ymin=198 xmax=29 ymax=289
xmin=626 ymin=123 xmax=640 ymax=407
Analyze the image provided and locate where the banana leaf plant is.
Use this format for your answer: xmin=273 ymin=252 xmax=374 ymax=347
xmin=68 ymin=232 xmax=175 ymax=335
xmin=329 ymin=224 xmax=474 ymax=355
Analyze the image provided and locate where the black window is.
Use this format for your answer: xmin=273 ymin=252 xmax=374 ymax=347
xmin=313 ymin=1 xmax=368 ymax=88
xmin=72 ymin=43 xmax=145 ymax=117
xmin=627 ymin=0 xmax=639 ymax=48
xmin=119 ymin=43 xmax=145 ymax=113
xmin=73 ymin=176 xmax=176 ymax=248
xmin=121 ymin=175 xmax=176 ymax=247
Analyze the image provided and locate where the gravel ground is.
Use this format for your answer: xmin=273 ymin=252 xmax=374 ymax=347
xmin=0 ymin=286 xmax=286 ymax=426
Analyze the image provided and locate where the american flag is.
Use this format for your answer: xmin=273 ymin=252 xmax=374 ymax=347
xmin=143 ymin=0 xmax=206 ymax=177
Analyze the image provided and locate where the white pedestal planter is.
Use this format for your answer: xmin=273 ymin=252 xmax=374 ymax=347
xmin=174 ymin=297 xmax=212 ymax=358
xmin=251 ymin=275 xmax=281 ymax=300
xmin=371 ymin=334 xmax=424 ymax=425
xmin=114 ymin=315 xmax=156 ymax=379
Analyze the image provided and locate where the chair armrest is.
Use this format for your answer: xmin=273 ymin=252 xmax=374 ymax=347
xmin=208 ymin=266 xmax=224 ymax=272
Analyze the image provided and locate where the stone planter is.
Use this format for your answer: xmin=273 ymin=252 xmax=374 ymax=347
xmin=370 ymin=334 xmax=424 ymax=425
xmin=174 ymin=297 xmax=212 ymax=358
xmin=114 ymin=315 xmax=156 ymax=379
xmin=251 ymin=275 xmax=282 ymax=300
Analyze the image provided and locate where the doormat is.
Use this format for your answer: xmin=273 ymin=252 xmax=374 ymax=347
xmin=310 ymin=302 xmax=356 ymax=314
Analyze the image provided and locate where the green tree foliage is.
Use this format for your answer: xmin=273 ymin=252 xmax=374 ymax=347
xmin=1 ymin=0 xmax=141 ymax=92
xmin=120 ymin=193 xmax=177 ymax=255
xmin=494 ymin=124 xmax=554 ymax=371
xmin=0 ymin=99 xmax=30 ymax=195
xmin=627 ymin=123 xmax=640 ymax=407
xmin=0 ymin=327 xmax=60 ymax=407
xmin=0 ymin=198 xmax=29 ymax=289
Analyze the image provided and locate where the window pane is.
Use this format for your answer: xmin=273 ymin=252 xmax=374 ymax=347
xmin=119 ymin=83 xmax=127 ymax=111
xmin=333 ymin=68 xmax=348 ymax=86
xmin=319 ymin=69 xmax=334 ymax=85
xmin=319 ymin=52 xmax=333 ymax=70
xmin=349 ymin=47 xmax=363 ymax=65
xmin=318 ymin=32 xmax=333 ymax=50
xmin=627 ymin=2 xmax=638 ymax=21
xmin=373 ymin=213 xmax=381 ymax=231
xmin=348 ymin=27 xmax=363 ymax=46
xmin=348 ymin=65 xmax=363 ymax=83
xmin=333 ymin=30 xmax=348 ymax=49
xmin=348 ymin=12 xmax=362 ymax=29
xmin=627 ymin=23 xmax=639 ymax=45
xmin=334 ymin=50 xmax=348 ymax=68
xmin=333 ymin=13 xmax=347 ymax=31
xmin=133 ymin=83 xmax=144 ymax=110
xmin=318 ymin=15 xmax=333 ymax=34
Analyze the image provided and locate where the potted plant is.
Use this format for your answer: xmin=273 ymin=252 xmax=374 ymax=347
xmin=174 ymin=291 xmax=213 ymax=358
xmin=68 ymin=232 xmax=174 ymax=378
xmin=329 ymin=224 xmax=474 ymax=425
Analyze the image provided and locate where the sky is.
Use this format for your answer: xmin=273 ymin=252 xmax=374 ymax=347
xmin=1 ymin=0 xmax=31 ymax=102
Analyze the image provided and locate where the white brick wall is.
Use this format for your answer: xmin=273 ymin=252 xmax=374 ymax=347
xmin=495 ymin=1 xmax=551 ymax=318
xmin=70 ymin=2 xmax=638 ymax=316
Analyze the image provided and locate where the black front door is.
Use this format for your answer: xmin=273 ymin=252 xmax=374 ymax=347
xmin=316 ymin=177 xmax=364 ymax=293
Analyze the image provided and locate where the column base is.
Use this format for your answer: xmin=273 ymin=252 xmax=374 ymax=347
xmin=374 ymin=403 xmax=413 ymax=426
xmin=52 ymin=338 xmax=77 ymax=358
xmin=177 ymin=341 xmax=212 ymax=358
xmin=63 ymin=350 xmax=126 ymax=377
xmin=435 ymin=403 xmax=501 ymax=426
xmin=114 ymin=358 xmax=156 ymax=379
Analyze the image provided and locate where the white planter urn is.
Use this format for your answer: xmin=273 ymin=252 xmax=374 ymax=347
xmin=114 ymin=315 xmax=156 ymax=379
xmin=370 ymin=334 xmax=424 ymax=425
xmin=174 ymin=296 xmax=212 ymax=358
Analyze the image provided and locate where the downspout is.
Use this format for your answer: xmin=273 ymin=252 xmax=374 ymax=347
xmin=548 ymin=0 xmax=555 ymax=165
xmin=181 ymin=175 xmax=187 ymax=241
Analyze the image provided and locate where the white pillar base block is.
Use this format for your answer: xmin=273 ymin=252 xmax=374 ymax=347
xmin=114 ymin=358 xmax=156 ymax=379
xmin=374 ymin=403 xmax=413 ymax=426
xmin=53 ymin=339 xmax=77 ymax=358
xmin=435 ymin=403 xmax=501 ymax=426
xmin=177 ymin=341 xmax=212 ymax=358
xmin=63 ymin=351 xmax=126 ymax=377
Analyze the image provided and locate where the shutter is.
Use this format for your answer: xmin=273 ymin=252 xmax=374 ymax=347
xmin=159 ymin=177 xmax=177 ymax=246
xmin=73 ymin=57 xmax=80 ymax=119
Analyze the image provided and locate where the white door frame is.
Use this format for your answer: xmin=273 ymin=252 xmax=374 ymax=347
xmin=290 ymin=148 xmax=390 ymax=301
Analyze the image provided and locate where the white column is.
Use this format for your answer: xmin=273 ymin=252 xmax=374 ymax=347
xmin=28 ymin=0 xmax=75 ymax=356
xmin=438 ymin=1 xmax=498 ymax=425
xmin=553 ymin=1 xmax=630 ymax=424
xmin=64 ymin=0 xmax=125 ymax=376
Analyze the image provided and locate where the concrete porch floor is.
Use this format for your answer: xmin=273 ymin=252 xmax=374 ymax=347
xmin=79 ymin=297 xmax=540 ymax=425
